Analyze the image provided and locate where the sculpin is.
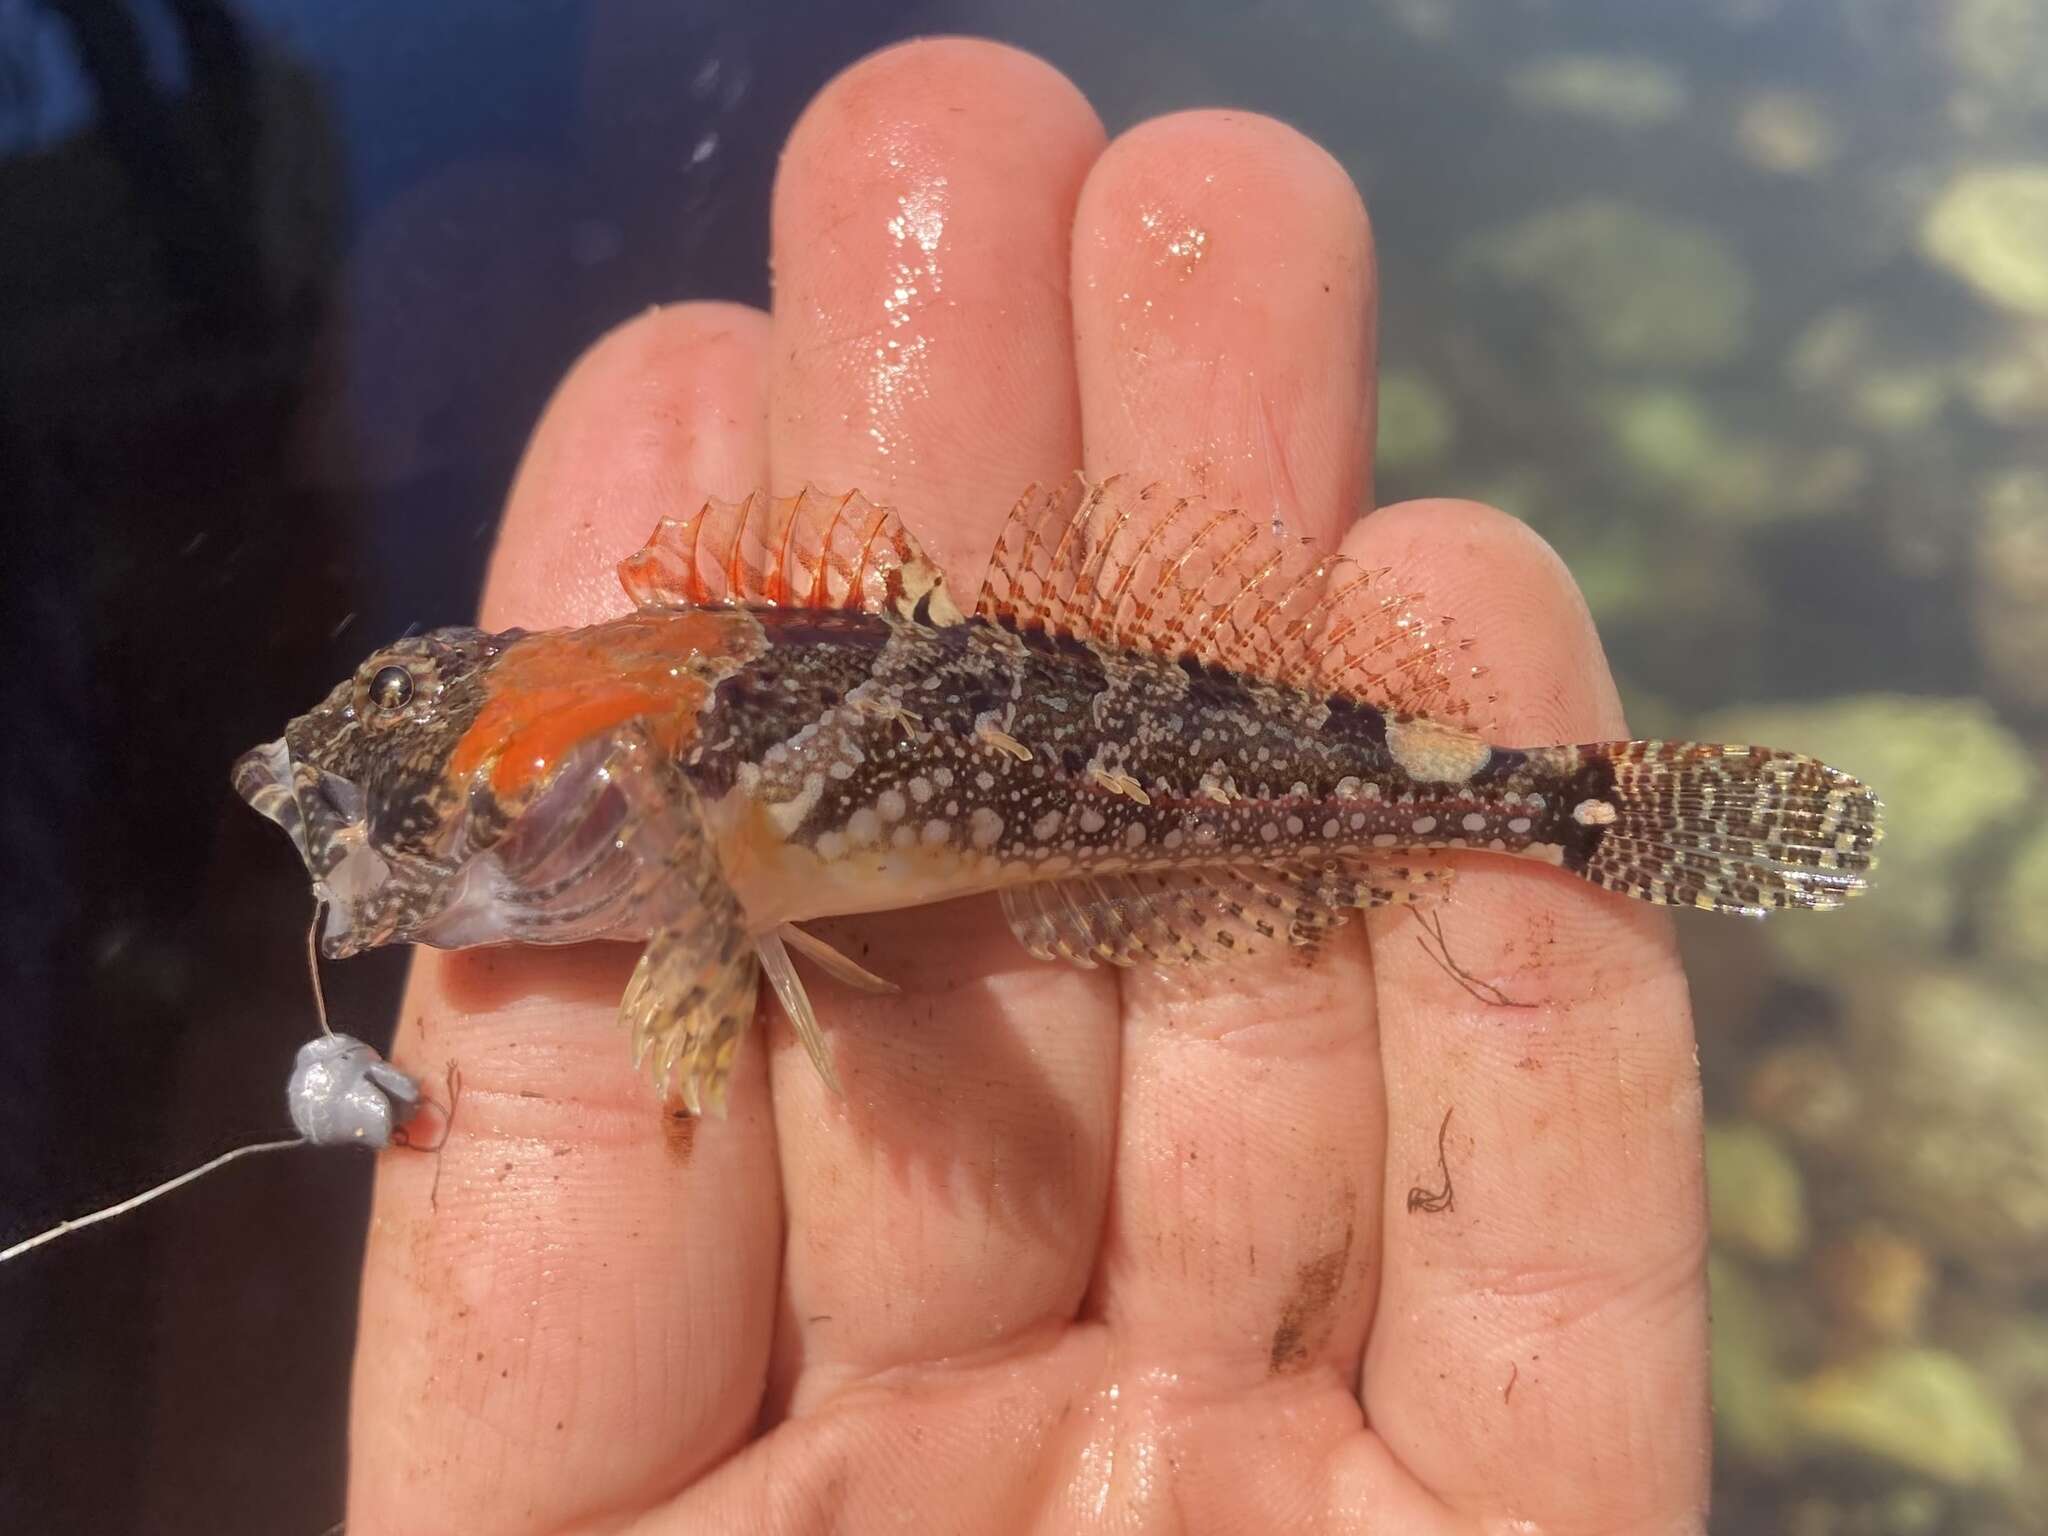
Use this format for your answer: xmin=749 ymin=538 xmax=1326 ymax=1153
xmin=236 ymin=480 xmax=1882 ymax=1114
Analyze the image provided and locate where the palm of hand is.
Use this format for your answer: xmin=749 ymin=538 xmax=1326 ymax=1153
xmin=349 ymin=41 xmax=1708 ymax=1535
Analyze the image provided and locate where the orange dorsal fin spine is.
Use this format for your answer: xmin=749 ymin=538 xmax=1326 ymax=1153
xmin=619 ymin=488 xmax=960 ymax=625
xmin=623 ymin=478 xmax=1473 ymax=722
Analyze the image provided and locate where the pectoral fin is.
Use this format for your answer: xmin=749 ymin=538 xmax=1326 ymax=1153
xmin=622 ymin=901 xmax=759 ymax=1118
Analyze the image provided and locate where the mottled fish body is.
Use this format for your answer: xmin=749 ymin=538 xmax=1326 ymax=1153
xmin=236 ymin=481 xmax=1881 ymax=1114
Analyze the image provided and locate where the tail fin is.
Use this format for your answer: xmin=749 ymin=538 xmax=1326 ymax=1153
xmin=1571 ymin=740 xmax=1881 ymax=917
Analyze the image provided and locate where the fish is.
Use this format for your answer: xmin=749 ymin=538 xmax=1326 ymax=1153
xmin=234 ymin=479 xmax=1882 ymax=1115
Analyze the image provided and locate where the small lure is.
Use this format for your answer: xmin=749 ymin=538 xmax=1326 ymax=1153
xmin=0 ymin=921 xmax=424 ymax=1265
xmin=234 ymin=479 xmax=1882 ymax=1116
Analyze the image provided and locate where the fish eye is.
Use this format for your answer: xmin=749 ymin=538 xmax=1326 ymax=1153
xmin=368 ymin=664 xmax=415 ymax=712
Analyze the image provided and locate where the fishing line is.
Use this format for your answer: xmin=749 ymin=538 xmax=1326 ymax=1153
xmin=308 ymin=899 xmax=334 ymax=1036
xmin=0 ymin=904 xmax=426 ymax=1268
xmin=0 ymin=1139 xmax=311 ymax=1264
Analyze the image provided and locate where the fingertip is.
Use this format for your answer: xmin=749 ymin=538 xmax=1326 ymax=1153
xmin=1074 ymin=109 xmax=1377 ymax=541
xmin=488 ymin=300 xmax=772 ymax=630
xmin=781 ymin=37 xmax=1104 ymax=180
xmin=1346 ymin=498 xmax=1626 ymax=744
xmin=767 ymin=36 xmax=1101 ymax=571
xmin=1079 ymin=108 xmax=1372 ymax=257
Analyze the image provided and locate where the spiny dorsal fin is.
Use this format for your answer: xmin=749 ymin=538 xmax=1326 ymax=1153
xmin=974 ymin=476 xmax=1478 ymax=722
xmin=619 ymin=488 xmax=961 ymax=625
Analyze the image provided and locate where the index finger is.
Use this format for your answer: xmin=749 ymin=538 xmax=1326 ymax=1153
xmin=1346 ymin=500 xmax=1710 ymax=1528
xmin=347 ymin=304 xmax=785 ymax=1533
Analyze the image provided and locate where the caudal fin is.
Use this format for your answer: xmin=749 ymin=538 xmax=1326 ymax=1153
xmin=1572 ymin=740 xmax=1881 ymax=917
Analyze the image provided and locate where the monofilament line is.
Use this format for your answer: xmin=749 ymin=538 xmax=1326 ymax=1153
xmin=0 ymin=1138 xmax=307 ymax=1264
xmin=308 ymin=901 xmax=335 ymax=1037
xmin=0 ymin=904 xmax=388 ymax=1266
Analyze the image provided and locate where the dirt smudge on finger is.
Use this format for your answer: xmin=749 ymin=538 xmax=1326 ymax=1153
xmin=1268 ymin=1206 xmax=1357 ymax=1374
xmin=663 ymin=1104 xmax=697 ymax=1165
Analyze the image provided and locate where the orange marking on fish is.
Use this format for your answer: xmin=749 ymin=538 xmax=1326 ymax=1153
xmin=449 ymin=610 xmax=758 ymax=798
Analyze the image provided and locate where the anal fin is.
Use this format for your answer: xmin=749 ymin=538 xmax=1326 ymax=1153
xmin=1001 ymin=873 xmax=1217 ymax=967
xmin=998 ymin=858 xmax=1454 ymax=970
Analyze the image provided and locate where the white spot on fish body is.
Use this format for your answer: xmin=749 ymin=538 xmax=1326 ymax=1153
xmin=1386 ymin=716 xmax=1492 ymax=783
xmin=1573 ymin=798 xmax=1618 ymax=826
xmin=910 ymin=776 xmax=934 ymax=804
xmin=1373 ymin=833 xmax=1398 ymax=848
xmin=1462 ymin=812 xmax=1487 ymax=833
xmin=766 ymin=772 xmax=826 ymax=835
xmin=846 ymin=807 xmax=881 ymax=846
xmin=1508 ymin=816 xmax=1531 ymax=834
xmin=1032 ymin=809 xmax=1062 ymax=841
xmin=969 ymin=807 xmax=1003 ymax=849
xmin=921 ymin=819 xmax=951 ymax=846
xmin=1322 ymin=818 xmax=1339 ymax=839
xmin=877 ymin=789 xmax=908 ymax=821
xmin=1079 ymin=807 xmax=1106 ymax=835
xmin=1412 ymin=815 xmax=1438 ymax=835
xmin=1123 ymin=822 xmax=1147 ymax=849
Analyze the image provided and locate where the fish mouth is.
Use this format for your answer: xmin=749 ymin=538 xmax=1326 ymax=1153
xmin=234 ymin=739 xmax=307 ymax=856
xmin=233 ymin=738 xmax=395 ymax=957
xmin=234 ymin=723 xmax=658 ymax=958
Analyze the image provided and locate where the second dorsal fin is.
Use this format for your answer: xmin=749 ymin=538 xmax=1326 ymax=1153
xmin=619 ymin=488 xmax=963 ymax=624
xmin=975 ymin=476 xmax=1478 ymax=723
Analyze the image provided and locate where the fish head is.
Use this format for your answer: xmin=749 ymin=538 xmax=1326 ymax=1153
xmin=234 ymin=625 xmax=513 ymax=957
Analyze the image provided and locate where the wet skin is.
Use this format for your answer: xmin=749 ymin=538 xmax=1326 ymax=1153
xmin=349 ymin=39 xmax=1710 ymax=1535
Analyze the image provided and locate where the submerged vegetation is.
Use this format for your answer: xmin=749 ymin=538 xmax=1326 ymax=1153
xmin=1330 ymin=0 xmax=2048 ymax=1526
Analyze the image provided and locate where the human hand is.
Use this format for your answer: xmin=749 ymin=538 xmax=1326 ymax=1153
xmin=348 ymin=39 xmax=1708 ymax=1534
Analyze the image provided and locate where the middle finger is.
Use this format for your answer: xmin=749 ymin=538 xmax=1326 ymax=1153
xmin=762 ymin=39 xmax=1118 ymax=1414
xmin=1074 ymin=111 xmax=1388 ymax=1400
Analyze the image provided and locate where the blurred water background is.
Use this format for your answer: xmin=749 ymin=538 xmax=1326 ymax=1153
xmin=2 ymin=0 xmax=2042 ymax=1531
